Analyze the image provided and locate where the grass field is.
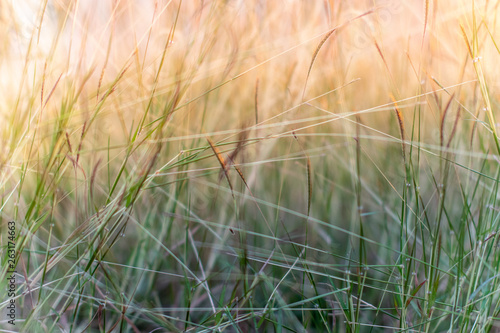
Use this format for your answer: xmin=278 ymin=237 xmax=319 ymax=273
xmin=2 ymin=0 xmax=500 ymax=331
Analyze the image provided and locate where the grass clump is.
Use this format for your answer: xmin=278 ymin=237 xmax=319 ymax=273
xmin=2 ymin=0 xmax=500 ymax=332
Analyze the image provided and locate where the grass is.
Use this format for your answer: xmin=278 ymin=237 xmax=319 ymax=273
xmin=2 ymin=0 xmax=500 ymax=331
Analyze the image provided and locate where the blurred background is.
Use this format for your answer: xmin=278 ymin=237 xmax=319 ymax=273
xmin=2 ymin=0 xmax=500 ymax=331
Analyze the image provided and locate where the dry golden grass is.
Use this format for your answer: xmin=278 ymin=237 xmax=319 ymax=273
xmin=2 ymin=0 xmax=500 ymax=331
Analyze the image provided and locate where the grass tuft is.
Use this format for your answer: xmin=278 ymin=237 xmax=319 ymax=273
xmin=3 ymin=1 xmax=500 ymax=332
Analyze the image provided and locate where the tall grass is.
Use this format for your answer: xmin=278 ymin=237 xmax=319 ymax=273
xmin=2 ymin=0 xmax=500 ymax=331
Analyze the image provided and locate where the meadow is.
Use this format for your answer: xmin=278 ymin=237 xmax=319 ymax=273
xmin=2 ymin=0 xmax=500 ymax=331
